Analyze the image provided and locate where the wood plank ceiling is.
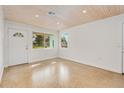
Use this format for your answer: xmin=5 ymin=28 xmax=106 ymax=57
xmin=3 ymin=5 xmax=124 ymax=30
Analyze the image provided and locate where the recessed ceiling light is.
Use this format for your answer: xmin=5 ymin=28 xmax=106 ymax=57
xmin=57 ymin=22 xmax=60 ymax=25
xmin=35 ymin=14 xmax=39 ymax=18
xmin=82 ymin=10 xmax=87 ymax=13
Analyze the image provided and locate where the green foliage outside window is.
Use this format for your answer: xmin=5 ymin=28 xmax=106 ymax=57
xmin=61 ymin=32 xmax=68 ymax=48
xmin=33 ymin=32 xmax=55 ymax=49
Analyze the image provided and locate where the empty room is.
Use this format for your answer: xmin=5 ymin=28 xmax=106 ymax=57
xmin=1 ymin=5 xmax=124 ymax=88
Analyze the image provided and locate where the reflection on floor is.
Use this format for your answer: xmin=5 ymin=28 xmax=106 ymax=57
xmin=0 ymin=58 xmax=124 ymax=88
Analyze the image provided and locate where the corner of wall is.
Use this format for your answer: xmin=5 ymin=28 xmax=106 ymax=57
xmin=0 ymin=5 xmax=5 ymax=83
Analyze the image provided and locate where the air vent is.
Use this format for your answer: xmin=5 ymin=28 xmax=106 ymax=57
xmin=48 ymin=11 xmax=55 ymax=15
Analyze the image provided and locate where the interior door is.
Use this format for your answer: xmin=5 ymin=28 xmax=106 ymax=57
xmin=9 ymin=29 xmax=28 ymax=66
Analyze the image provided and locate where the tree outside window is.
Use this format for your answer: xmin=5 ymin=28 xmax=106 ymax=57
xmin=61 ymin=32 xmax=68 ymax=48
xmin=33 ymin=32 xmax=55 ymax=49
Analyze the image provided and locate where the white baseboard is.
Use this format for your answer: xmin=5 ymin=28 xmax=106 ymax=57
xmin=6 ymin=56 xmax=58 ymax=66
xmin=59 ymin=56 xmax=121 ymax=74
xmin=29 ymin=56 xmax=58 ymax=63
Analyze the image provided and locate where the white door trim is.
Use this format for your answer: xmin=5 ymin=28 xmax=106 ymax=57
xmin=122 ymin=23 xmax=124 ymax=74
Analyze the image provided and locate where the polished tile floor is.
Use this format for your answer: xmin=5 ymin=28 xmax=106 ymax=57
xmin=1 ymin=58 xmax=124 ymax=88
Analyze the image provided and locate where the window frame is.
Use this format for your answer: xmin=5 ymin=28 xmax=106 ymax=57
xmin=32 ymin=32 xmax=55 ymax=49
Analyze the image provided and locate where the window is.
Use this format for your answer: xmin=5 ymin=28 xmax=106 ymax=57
xmin=33 ymin=32 xmax=55 ymax=49
xmin=44 ymin=34 xmax=55 ymax=48
xmin=13 ymin=32 xmax=24 ymax=38
xmin=61 ymin=32 xmax=68 ymax=48
xmin=33 ymin=32 xmax=44 ymax=48
xmin=44 ymin=34 xmax=50 ymax=48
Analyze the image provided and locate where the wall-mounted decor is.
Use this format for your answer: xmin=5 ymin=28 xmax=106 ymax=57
xmin=13 ymin=32 xmax=24 ymax=37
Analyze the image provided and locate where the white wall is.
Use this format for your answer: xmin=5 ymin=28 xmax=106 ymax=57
xmin=59 ymin=14 xmax=124 ymax=73
xmin=4 ymin=12 xmax=124 ymax=74
xmin=5 ymin=21 xmax=59 ymax=67
xmin=0 ymin=6 xmax=4 ymax=82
